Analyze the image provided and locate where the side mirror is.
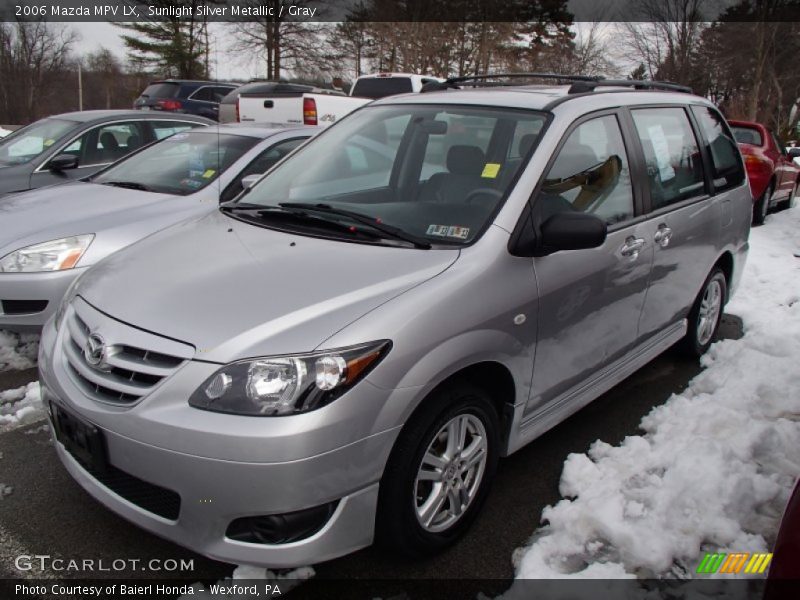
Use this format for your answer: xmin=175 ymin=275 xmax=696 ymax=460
xmin=241 ymin=173 xmax=263 ymax=189
xmin=788 ymin=147 xmax=800 ymax=159
xmin=537 ymin=212 xmax=607 ymax=255
xmin=48 ymin=154 xmax=79 ymax=171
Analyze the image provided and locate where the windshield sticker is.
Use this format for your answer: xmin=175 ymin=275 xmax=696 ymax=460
xmin=202 ymin=169 xmax=216 ymax=178
xmin=481 ymin=163 xmax=501 ymax=178
xmin=447 ymin=226 xmax=470 ymax=240
xmin=646 ymin=125 xmax=676 ymax=181
xmin=426 ymin=224 xmax=449 ymax=237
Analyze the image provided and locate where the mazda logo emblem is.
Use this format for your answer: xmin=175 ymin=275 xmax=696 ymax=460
xmin=84 ymin=333 xmax=107 ymax=368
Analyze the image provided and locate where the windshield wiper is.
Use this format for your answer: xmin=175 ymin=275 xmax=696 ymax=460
xmin=279 ymin=202 xmax=432 ymax=249
xmin=101 ymin=180 xmax=152 ymax=192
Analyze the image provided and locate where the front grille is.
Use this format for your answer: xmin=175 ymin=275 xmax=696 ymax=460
xmin=62 ymin=306 xmax=187 ymax=406
xmin=2 ymin=299 xmax=48 ymax=315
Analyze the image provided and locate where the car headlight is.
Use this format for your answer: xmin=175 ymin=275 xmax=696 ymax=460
xmin=0 ymin=235 xmax=94 ymax=273
xmin=189 ymin=341 xmax=391 ymax=416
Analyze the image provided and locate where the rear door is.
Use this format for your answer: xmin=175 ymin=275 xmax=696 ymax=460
xmin=626 ymin=106 xmax=721 ymax=341
xmin=526 ymin=111 xmax=654 ymax=414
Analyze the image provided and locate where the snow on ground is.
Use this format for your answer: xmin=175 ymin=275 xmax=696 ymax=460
xmin=0 ymin=382 xmax=43 ymax=430
xmin=0 ymin=330 xmax=39 ymax=371
xmin=512 ymin=207 xmax=800 ymax=580
xmin=0 ymin=126 xmax=11 ymax=138
xmin=179 ymin=565 xmax=315 ymax=598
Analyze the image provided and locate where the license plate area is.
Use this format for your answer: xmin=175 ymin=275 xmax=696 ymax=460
xmin=51 ymin=401 xmax=108 ymax=475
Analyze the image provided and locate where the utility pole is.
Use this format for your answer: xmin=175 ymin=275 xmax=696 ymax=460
xmin=78 ymin=62 xmax=83 ymax=111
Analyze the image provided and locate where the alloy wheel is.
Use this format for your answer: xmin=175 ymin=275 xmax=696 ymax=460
xmin=697 ymin=279 xmax=722 ymax=346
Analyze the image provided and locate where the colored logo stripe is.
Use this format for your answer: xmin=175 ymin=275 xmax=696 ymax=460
xmin=697 ymin=552 xmax=773 ymax=574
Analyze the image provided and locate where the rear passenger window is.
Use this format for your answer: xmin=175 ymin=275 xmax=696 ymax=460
xmin=631 ymin=108 xmax=705 ymax=209
xmin=691 ymin=106 xmax=745 ymax=193
xmin=539 ymin=114 xmax=634 ymax=225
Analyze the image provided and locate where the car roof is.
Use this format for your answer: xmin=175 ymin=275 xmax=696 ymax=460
xmin=191 ymin=123 xmax=320 ymax=139
xmin=369 ymin=85 xmax=715 ymax=113
xmin=150 ymin=79 xmax=238 ymax=87
xmin=49 ymin=110 xmax=213 ymax=123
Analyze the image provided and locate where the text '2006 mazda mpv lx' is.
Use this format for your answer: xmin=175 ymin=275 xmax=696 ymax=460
xmin=39 ymin=74 xmax=750 ymax=567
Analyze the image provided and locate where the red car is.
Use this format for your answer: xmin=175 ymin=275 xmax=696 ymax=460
xmin=729 ymin=119 xmax=800 ymax=225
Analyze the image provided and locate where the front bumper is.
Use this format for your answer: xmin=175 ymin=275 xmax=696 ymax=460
xmin=0 ymin=267 xmax=87 ymax=331
xmin=39 ymin=305 xmax=409 ymax=567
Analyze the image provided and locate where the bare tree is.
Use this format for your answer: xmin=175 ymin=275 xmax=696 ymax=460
xmin=0 ymin=20 xmax=77 ymax=123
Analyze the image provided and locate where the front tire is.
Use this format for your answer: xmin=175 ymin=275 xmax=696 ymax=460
xmin=680 ymin=268 xmax=727 ymax=358
xmin=376 ymin=383 xmax=500 ymax=557
xmin=753 ymin=182 xmax=772 ymax=225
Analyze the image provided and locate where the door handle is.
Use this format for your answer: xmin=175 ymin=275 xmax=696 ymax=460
xmin=620 ymin=236 xmax=645 ymax=261
xmin=654 ymin=224 xmax=673 ymax=248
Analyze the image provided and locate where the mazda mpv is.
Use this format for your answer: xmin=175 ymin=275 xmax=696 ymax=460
xmin=39 ymin=74 xmax=751 ymax=567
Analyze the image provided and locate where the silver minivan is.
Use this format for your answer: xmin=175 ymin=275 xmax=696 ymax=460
xmin=39 ymin=76 xmax=750 ymax=567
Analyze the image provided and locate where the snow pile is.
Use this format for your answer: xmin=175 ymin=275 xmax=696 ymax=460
xmin=178 ymin=565 xmax=315 ymax=598
xmin=0 ymin=330 xmax=40 ymax=371
xmin=0 ymin=382 xmax=43 ymax=429
xmin=514 ymin=207 xmax=800 ymax=579
xmin=0 ymin=126 xmax=11 ymax=138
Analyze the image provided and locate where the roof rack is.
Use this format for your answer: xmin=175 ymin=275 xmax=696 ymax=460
xmin=566 ymin=79 xmax=692 ymax=94
xmin=421 ymin=73 xmax=602 ymax=92
xmin=420 ymin=73 xmax=692 ymax=95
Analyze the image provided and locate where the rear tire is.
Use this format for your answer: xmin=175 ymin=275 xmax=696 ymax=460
xmin=376 ymin=383 xmax=500 ymax=557
xmin=753 ymin=182 xmax=772 ymax=225
xmin=679 ymin=268 xmax=727 ymax=358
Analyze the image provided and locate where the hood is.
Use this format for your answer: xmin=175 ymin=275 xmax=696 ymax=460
xmin=0 ymin=182 xmax=174 ymax=254
xmin=76 ymin=211 xmax=459 ymax=362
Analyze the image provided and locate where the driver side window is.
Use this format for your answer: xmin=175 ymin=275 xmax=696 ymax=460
xmin=540 ymin=115 xmax=634 ymax=226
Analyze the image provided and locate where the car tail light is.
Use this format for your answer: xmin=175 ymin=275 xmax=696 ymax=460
xmin=303 ymin=97 xmax=317 ymax=125
xmin=744 ymin=154 xmax=770 ymax=170
xmin=157 ymin=99 xmax=182 ymax=111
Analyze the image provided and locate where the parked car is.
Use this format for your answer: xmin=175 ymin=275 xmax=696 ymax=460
xmin=133 ymin=80 xmax=239 ymax=121
xmin=40 ymin=75 xmax=750 ymax=568
xmin=219 ymin=81 xmax=334 ymax=124
xmin=0 ymin=124 xmax=316 ymax=331
xmin=729 ymin=119 xmax=800 ymax=224
xmin=765 ymin=478 xmax=800 ymax=594
xmin=350 ymin=72 xmax=445 ymax=99
xmin=237 ymin=87 xmax=367 ymax=128
xmin=0 ymin=110 xmax=212 ymax=197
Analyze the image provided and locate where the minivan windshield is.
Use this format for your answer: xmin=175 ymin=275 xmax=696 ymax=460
xmin=92 ymin=130 xmax=258 ymax=195
xmin=234 ymin=104 xmax=547 ymax=246
xmin=0 ymin=118 xmax=78 ymax=167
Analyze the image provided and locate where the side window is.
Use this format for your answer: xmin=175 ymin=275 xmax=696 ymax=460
xmin=220 ymin=138 xmax=306 ymax=203
xmin=152 ymin=121 xmax=200 ymax=140
xmin=540 ymin=114 xmax=634 ymax=226
xmin=190 ymin=87 xmax=214 ymax=102
xmin=64 ymin=121 xmax=146 ymax=165
xmin=691 ymin=106 xmax=745 ymax=193
xmin=631 ymin=107 xmax=706 ymax=210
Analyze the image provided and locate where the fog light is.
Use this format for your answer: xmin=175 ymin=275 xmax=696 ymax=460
xmin=225 ymin=500 xmax=338 ymax=544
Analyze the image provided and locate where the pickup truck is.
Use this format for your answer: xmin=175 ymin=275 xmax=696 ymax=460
xmin=237 ymin=88 xmax=369 ymax=128
xmin=350 ymin=72 xmax=444 ymax=99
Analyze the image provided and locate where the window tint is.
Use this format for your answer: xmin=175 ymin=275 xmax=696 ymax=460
xmin=351 ymin=77 xmax=413 ymax=99
xmin=152 ymin=121 xmax=200 ymax=140
xmin=64 ymin=121 xmax=148 ymax=165
xmin=220 ymin=137 xmax=307 ymax=203
xmin=631 ymin=108 xmax=705 ymax=209
xmin=540 ymin=114 xmax=634 ymax=225
xmin=731 ymin=126 xmax=762 ymax=146
xmin=140 ymin=83 xmax=179 ymax=99
xmin=691 ymin=107 xmax=745 ymax=193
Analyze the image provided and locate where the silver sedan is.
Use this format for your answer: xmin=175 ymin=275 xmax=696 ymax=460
xmin=0 ymin=124 xmax=317 ymax=331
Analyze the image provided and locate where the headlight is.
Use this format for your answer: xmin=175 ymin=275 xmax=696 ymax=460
xmin=189 ymin=341 xmax=391 ymax=416
xmin=0 ymin=235 xmax=94 ymax=273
